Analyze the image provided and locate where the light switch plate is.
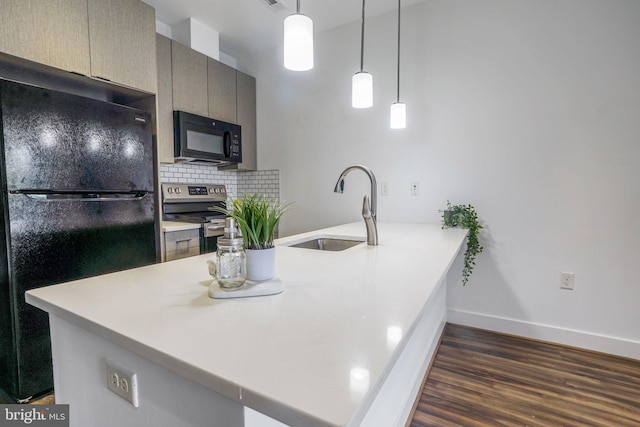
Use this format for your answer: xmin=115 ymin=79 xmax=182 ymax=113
xmin=410 ymin=182 xmax=419 ymax=196
xmin=380 ymin=182 xmax=389 ymax=196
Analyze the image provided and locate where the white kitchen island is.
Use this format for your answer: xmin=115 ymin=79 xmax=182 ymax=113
xmin=26 ymin=222 xmax=466 ymax=427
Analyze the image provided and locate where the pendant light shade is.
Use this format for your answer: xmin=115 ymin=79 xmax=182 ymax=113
xmin=390 ymin=0 xmax=406 ymax=128
xmin=352 ymin=0 xmax=372 ymax=108
xmin=284 ymin=1 xmax=313 ymax=71
xmin=352 ymin=71 xmax=373 ymax=108
xmin=390 ymin=102 xmax=406 ymax=129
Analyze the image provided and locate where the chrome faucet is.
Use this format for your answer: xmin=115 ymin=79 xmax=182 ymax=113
xmin=334 ymin=164 xmax=378 ymax=246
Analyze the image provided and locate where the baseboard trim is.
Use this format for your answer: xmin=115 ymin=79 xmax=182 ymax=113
xmin=447 ymin=309 xmax=640 ymax=360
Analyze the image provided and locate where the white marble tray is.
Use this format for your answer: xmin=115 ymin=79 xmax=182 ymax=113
xmin=208 ymin=277 xmax=284 ymax=299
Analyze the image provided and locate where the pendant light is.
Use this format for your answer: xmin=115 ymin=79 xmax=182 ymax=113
xmin=390 ymin=0 xmax=406 ymax=129
xmin=352 ymin=0 xmax=373 ymax=108
xmin=284 ymin=0 xmax=314 ymax=71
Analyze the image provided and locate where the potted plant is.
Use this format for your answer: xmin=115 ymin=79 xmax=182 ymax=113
xmin=212 ymin=194 xmax=292 ymax=281
xmin=440 ymin=201 xmax=484 ymax=286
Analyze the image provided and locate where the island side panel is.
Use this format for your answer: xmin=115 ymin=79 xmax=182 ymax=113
xmin=48 ymin=314 xmax=244 ymax=427
xmin=350 ymin=277 xmax=448 ymax=427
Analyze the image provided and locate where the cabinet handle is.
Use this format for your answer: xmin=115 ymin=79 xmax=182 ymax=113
xmin=175 ymin=238 xmax=193 ymax=253
xmin=93 ymin=75 xmax=113 ymax=83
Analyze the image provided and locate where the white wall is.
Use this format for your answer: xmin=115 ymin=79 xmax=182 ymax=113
xmin=249 ymin=0 xmax=640 ymax=355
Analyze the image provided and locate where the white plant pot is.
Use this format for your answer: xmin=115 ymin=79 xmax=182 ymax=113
xmin=245 ymin=247 xmax=276 ymax=282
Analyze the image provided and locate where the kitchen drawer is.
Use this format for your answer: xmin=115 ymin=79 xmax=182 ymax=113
xmin=164 ymin=229 xmax=200 ymax=261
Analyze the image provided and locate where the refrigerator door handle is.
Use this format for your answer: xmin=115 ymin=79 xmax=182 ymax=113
xmin=9 ymin=191 xmax=150 ymax=202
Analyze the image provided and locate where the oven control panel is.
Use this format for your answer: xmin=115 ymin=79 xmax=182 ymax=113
xmin=162 ymin=183 xmax=227 ymax=202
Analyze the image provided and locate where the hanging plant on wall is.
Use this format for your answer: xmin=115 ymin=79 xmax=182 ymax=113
xmin=440 ymin=201 xmax=484 ymax=286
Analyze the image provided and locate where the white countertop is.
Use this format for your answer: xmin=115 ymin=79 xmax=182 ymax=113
xmin=161 ymin=220 xmax=201 ymax=232
xmin=27 ymin=222 xmax=466 ymax=426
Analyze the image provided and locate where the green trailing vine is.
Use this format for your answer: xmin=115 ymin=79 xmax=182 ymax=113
xmin=441 ymin=201 xmax=484 ymax=286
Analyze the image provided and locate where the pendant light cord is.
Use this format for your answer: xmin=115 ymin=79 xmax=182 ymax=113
xmin=360 ymin=0 xmax=366 ymax=72
xmin=396 ymin=0 xmax=401 ymax=102
xmin=296 ymin=0 xmax=300 ymax=14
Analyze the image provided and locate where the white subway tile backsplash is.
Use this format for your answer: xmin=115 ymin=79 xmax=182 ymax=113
xmin=160 ymin=163 xmax=279 ymax=201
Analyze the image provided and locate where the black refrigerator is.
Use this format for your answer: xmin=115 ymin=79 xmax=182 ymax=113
xmin=0 ymin=79 xmax=159 ymax=401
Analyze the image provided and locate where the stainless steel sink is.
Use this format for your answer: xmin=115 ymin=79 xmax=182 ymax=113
xmin=285 ymin=237 xmax=365 ymax=251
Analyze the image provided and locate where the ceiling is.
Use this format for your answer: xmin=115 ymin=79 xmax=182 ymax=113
xmin=143 ymin=0 xmax=425 ymax=62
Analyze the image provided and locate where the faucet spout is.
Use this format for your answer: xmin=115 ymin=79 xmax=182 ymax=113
xmin=333 ymin=164 xmax=378 ymax=245
xmin=333 ymin=164 xmax=377 ymax=220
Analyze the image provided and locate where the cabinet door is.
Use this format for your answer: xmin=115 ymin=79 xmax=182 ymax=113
xmin=87 ymin=0 xmax=157 ymax=93
xmin=164 ymin=229 xmax=200 ymax=261
xmin=0 ymin=0 xmax=90 ymax=75
xmin=171 ymin=41 xmax=208 ymax=117
xmin=207 ymin=58 xmax=237 ymax=123
xmin=236 ymin=71 xmax=257 ymax=171
xmin=156 ymin=34 xmax=174 ymax=163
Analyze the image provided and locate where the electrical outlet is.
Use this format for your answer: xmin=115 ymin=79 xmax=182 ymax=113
xmin=380 ymin=181 xmax=389 ymax=196
xmin=106 ymin=359 xmax=139 ymax=407
xmin=560 ymin=272 xmax=575 ymax=290
xmin=410 ymin=182 xmax=419 ymax=196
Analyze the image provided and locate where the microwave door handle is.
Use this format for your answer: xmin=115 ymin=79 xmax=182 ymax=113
xmin=223 ymin=131 xmax=232 ymax=158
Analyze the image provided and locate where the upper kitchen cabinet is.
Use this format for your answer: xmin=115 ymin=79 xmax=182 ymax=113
xmin=171 ymin=41 xmax=208 ymax=117
xmin=0 ymin=0 xmax=91 ymax=75
xmin=234 ymin=70 xmax=257 ymax=171
xmin=206 ymin=57 xmax=257 ymax=170
xmin=156 ymin=39 xmax=257 ymax=170
xmin=87 ymin=0 xmax=157 ymax=93
xmin=207 ymin=58 xmax=236 ymax=123
xmin=156 ymin=34 xmax=174 ymax=164
xmin=0 ymin=0 xmax=157 ymax=94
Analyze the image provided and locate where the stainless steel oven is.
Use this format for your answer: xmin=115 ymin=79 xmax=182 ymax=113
xmin=161 ymin=183 xmax=228 ymax=255
xmin=202 ymin=218 xmax=225 ymax=253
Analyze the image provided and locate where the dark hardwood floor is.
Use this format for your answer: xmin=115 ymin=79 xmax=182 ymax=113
xmin=408 ymin=323 xmax=640 ymax=427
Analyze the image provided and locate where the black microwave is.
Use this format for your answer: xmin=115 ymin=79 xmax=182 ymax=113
xmin=174 ymin=111 xmax=242 ymax=164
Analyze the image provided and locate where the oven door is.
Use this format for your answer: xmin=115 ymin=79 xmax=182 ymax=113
xmin=202 ymin=219 xmax=226 ymax=253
